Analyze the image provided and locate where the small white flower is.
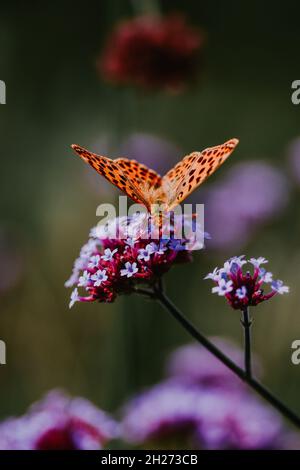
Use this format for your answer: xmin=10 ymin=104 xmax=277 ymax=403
xmin=271 ymin=280 xmax=289 ymax=295
xmin=80 ymin=239 xmax=99 ymax=258
xmin=65 ymin=270 xmax=79 ymax=288
xmin=249 ymin=257 xmax=268 ymax=268
xmin=120 ymin=262 xmax=139 ymax=278
xmin=90 ymin=224 xmax=108 ymax=239
xmin=74 ymin=257 xmax=86 ymax=271
xmin=156 ymin=241 xmax=168 ymax=254
xmin=223 ymin=261 xmax=232 ymax=273
xmin=204 ymin=267 xmax=218 ymax=280
xmin=148 ymin=242 xmax=159 ymax=252
xmin=231 ymin=255 xmax=247 ymax=266
xmin=91 ymin=269 xmax=108 ymax=286
xmin=259 ymin=268 xmax=273 ymax=283
xmin=223 ymin=255 xmax=246 ymax=274
xmin=205 ymin=267 xmax=227 ymax=282
xmin=89 ymin=226 xmax=101 ymax=238
xmin=69 ymin=288 xmax=79 ymax=309
xmin=204 ymin=267 xmax=219 ymax=281
xmin=101 ymin=248 xmax=118 ymax=261
xmin=125 ymin=238 xmax=137 ymax=248
xmin=212 ymin=279 xmax=233 ymax=296
xmin=88 ymin=255 xmax=101 ymax=269
xmin=78 ymin=270 xmax=91 ymax=287
xmin=137 ymin=244 xmax=156 ymax=261
xmin=236 ymin=285 xmax=247 ymax=299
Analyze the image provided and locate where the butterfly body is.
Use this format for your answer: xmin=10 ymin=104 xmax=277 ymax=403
xmin=71 ymin=138 xmax=239 ymax=212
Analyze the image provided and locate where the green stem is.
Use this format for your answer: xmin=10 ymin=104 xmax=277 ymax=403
xmin=241 ymin=307 xmax=252 ymax=378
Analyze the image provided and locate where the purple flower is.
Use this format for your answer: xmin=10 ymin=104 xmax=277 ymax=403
xmin=271 ymin=279 xmax=289 ymax=294
xmin=88 ymin=255 xmax=101 ymax=269
xmin=205 ymin=256 xmax=289 ymax=310
xmin=78 ymin=270 xmax=91 ymax=287
xmin=137 ymin=244 xmax=155 ymax=261
xmin=101 ymin=248 xmax=118 ymax=261
xmin=65 ymin=212 xmax=202 ymax=305
xmin=121 ymin=383 xmax=204 ymax=447
xmin=212 ymin=278 xmax=233 ymax=296
xmin=121 ymin=382 xmax=285 ymax=449
xmin=236 ymin=285 xmax=247 ymax=299
xmin=0 ymin=390 xmax=118 ymax=450
xmin=259 ymin=268 xmax=273 ymax=283
xmin=249 ymin=258 xmax=266 ymax=268
xmin=91 ymin=269 xmax=108 ymax=286
xmin=194 ymin=389 xmax=284 ymax=450
xmin=120 ymin=262 xmax=139 ymax=278
xmin=204 ymin=161 xmax=289 ymax=251
xmin=69 ymin=288 xmax=80 ymax=309
xmin=166 ymin=338 xmax=249 ymax=390
xmin=125 ymin=238 xmax=136 ymax=248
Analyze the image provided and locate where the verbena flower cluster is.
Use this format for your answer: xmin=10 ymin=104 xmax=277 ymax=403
xmin=205 ymin=255 xmax=289 ymax=310
xmin=66 ymin=213 xmax=204 ymax=307
xmin=99 ymin=14 xmax=204 ymax=91
xmin=0 ymin=390 xmax=118 ymax=450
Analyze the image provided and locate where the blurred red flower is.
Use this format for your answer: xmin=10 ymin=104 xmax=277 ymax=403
xmin=99 ymin=14 xmax=204 ymax=92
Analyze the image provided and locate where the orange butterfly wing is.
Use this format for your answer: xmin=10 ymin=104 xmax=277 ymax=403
xmin=114 ymin=157 xmax=161 ymax=189
xmin=163 ymin=138 xmax=239 ymax=209
xmin=71 ymin=145 xmax=161 ymax=209
xmin=72 ymin=139 xmax=238 ymax=212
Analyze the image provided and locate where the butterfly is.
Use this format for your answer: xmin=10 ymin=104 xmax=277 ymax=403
xmin=71 ymin=138 xmax=239 ymax=212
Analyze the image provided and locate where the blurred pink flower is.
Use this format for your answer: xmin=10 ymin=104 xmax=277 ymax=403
xmin=99 ymin=14 xmax=204 ymax=92
xmin=0 ymin=390 xmax=118 ymax=450
xmin=166 ymin=337 xmax=248 ymax=389
xmin=204 ymin=161 xmax=289 ymax=251
xmin=121 ymin=382 xmax=285 ymax=449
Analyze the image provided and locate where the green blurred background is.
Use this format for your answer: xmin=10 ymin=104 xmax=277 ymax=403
xmin=1 ymin=0 xmax=300 ymax=422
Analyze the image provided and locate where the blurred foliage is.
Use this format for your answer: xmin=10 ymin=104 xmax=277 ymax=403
xmin=1 ymin=0 xmax=300 ymax=427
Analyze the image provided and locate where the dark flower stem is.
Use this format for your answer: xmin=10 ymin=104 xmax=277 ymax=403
xmin=151 ymin=284 xmax=300 ymax=430
xmin=241 ymin=307 xmax=252 ymax=378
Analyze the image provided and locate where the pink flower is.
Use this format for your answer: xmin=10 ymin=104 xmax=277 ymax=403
xmin=65 ymin=213 xmax=204 ymax=306
xmin=0 ymin=390 xmax=118 ymax=450
xmin=166 ymin=338 xmax=249 ymax=389
xmin=121 ymin=382 xmax=285 ymax=449
xmin=99 ymin=14 xmax=204 ymax=92
xmin=205 ymin=255 xmax=289 ymax=310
